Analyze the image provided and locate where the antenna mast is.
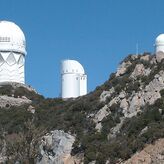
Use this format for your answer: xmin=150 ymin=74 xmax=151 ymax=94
xmin=136 ymin=43 xmax=139 ymax=55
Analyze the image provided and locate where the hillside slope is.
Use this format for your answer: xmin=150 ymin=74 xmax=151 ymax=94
xmin=0 ymin=53 xmax=164 ymax=164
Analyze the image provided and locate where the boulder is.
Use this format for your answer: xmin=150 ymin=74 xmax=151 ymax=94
xmin=100 ymin=87 xmax=114 ymax=102
xmin=140 ymin=55 xmax=150 ymax=61
xmin=37 ymin=130 xmax=75 ymax=164
xmin=93 ymin=105 xmax=110 ymax=124
xmin=120 ymin=98 xmax=129 ymax=111
xmin=116 ymin=61 xmax=132 ymax=77
xmin=130 ymin=64 xmax=151 ymax=79
xmin=0 ymin=95 xmax=31 ymax=108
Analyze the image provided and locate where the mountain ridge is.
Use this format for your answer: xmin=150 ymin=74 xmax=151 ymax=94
xmin=0 ymin=52 xmax=164 ymax=164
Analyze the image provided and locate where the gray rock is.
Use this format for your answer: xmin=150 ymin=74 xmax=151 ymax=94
xmin=131 ymin=55 xmax=139 ymax=60
xmin=37 ymin=130 xmax=75 ymax=164
xmin=128 ymin=93 xmax=145 ymax=113
xmin=139 ymin=126 xmax=148 ymax=136
xmin=0 ymin=82 xmax=36 ymax=93
xmin=150 ymin=56 xmax=157 ymax=64
xmin=116 ymin=61 xmax=132 ymax=77
xmin=27 ymin=105 xmax=35 ymax=114
xmin=118 ymin=91 xmax=126 ymax=99
xmin=140 ymin=55 xmax=150 ymax=61
xmin=0 ymin=140 xmax=6 ymax=163
xmin=108 ymin=117 xmax=125 ymax=139
xmin=123 ymin=70 xmax=164 ymax=117
xmin=95 ymin=123 xmax=102 ymax=132
xmin=0 ymin=95 xmax=31 ymax=108
xmin=93 ymin=105 xmax=109 ymax=123
xmin=108 ymin=96 xmax=120 ymax=107
xmin=100 ymin=87 xmax=114 ymax=102
xmin=93 ymin=105 xmax=110 ymax=132
xmin=130 ymin=63 xmax=151 ymax=80
xmin=120 ymin=98 xmax=129 ymax=111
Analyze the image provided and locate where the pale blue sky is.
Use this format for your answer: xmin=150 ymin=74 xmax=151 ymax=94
xmin=0 ymin=0 xmax=164 ymax=97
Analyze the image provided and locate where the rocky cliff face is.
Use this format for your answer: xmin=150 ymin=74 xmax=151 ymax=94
xmin=37 ymin=130 xmax=75 ymax=164
xmin=122 ymin=139 xmax=164 ymax=164
xmin=0 ymin=53 xmax=164 ymax=164
xmin=0 ymin=95 xmax=31 ymax=108
xmin=0 ymin=82 xmax=43 ymax=109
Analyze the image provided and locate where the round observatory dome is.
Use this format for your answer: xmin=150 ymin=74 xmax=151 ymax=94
xmin=0 ymin=21 xmax=26 ymax=54
xmin=61 ymin=60 xmax=85 ymax=74
xmin=155 ymin=34 xmax=164 ymax=46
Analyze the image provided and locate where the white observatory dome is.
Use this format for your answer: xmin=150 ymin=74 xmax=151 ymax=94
xmin=61 ymin=59 xmax=87 ymax=98
xmin=0 ymin=21 xmax=26 ymax=54
xmin=155 ymin=34 xmax=164 ymax=46
xmin=61 ymin=60 xmax=85 ymax=74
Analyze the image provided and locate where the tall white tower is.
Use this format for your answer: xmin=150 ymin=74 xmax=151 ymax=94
xmin=61 ymin=60 xmax=87 ymax=98
xmin=0 ymin=21 xmax=26 ymax=83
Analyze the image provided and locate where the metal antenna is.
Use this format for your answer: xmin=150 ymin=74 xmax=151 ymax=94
xmin=136 ymin=43 xmax=139 ymax=55
xmin=10 ymin=0 xmax=14 ymax=19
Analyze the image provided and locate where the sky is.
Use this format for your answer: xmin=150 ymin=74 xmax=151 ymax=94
xmin=0 ymin=0 xmax=164 ymax=98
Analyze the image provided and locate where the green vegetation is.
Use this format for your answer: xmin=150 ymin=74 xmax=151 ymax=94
xmin=0 ymin=53 xmax=164 ymax=163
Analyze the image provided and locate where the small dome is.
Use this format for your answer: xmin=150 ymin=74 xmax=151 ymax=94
xmin=0 ymin=21 xmax=26 ymax=54
xmin=61 ymin=60 xmax=85 ymax=74
xmin=155 ymin=34 xmax=164 ymax=46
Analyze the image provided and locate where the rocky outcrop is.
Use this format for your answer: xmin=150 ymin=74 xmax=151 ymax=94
xmin=0 ymin=95 xmax=31 ymax=108
xmin=37 ymin=130 xmax=75 ymax=164
xmin=122 ymin=138 xmax=164 ymax=164
xmin=1 ymin=53 xmax=164 ymax=164
xmin=140 ymin=55 xmax=150 ymax=61
xmin=139 ymin=126 xmax=148 ymax=136
xmin=130 ymin=64 xmax=151 ymax=79
xmin=0 ymin=82 xmax=36 ymax=93
xmin=27 ymin=105 xmax=35 ymax=113
xmin=100 ymin=87 xmax=115 ymax=102
xmin=119 ymin=70 xmax=164 ymax=117
xmin=97 ymin=63 xmax=164 ymax=133
xmin=93 ymin=105 xmax=110 ymax=132
xmin=120 ymin=98 xmax=129 ymax=112
xmin=116 ymin=61 xmax=132 ymax=77
xmin=122 ymin=71 xmax=164 ymax=117
xmin=0 ymin=139 xmax=6 ymax=163
xmin=108 ymin=117 xmax=125 ymax=139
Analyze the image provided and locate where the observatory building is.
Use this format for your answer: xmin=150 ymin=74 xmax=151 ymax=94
xmin=155 ymin=34 xmax=164 ymax=62
xmin=61 ymin=59 xmax=87 ymax=98
xmin=155 ymin=34 xmax=164 ymax=53
xmin=0 ymin=21 xmax=26 ymax=84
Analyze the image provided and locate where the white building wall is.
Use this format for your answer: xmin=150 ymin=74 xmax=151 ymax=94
xmin=61 ymin=59 xmax=87 ymax=99
xmin=61 ymin=73 xmax=80 ymax=98
xmin=155 ymin=34 xmax=164 ymax=53
xmin=80 ymin=74 xmax=87 ymax=96
xmin=0 ymin=52 xmax=25 ymax=83
xmin=156 ymin=45 xmax=164 ymax=53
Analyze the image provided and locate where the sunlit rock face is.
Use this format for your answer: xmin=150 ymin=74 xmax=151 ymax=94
xmin=0 ymin=21 xmax=26 ymax=84
xmin=37 ymin=130 xmax=75 ymax=164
